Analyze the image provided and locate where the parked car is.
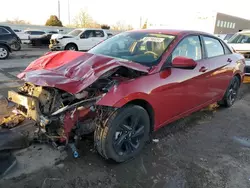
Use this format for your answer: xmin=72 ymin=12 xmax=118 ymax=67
xmin=0 ymin=42 xmax=11 ymax=59
xmin=227 ymin=30 xmax=250 ymax=75
xmin=14 ymin=31 xmax=30 ymax=44
xmin=23 ymin=30 xmax=46 ymax=39
xmin=49 ymin=28 xmax=108 ymax=51
xmin=8 ymin=29 xmax=245 ymax=162
xmin=0 ymin=25 xmax=22 ymax=51
xmin=30 ymin=33 xmax=52 ymax=46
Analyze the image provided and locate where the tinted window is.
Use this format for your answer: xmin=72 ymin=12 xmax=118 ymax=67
xmin=203 ymin=36 xmax=224 ymax=58
xmin=95 ymin=30 xmax=104 ymax=37
xmin=0 ymin=27 xmax=10 ymax=35
xmin=171 ymin=36 xmax=202 ymax=61
xmin=30 ymin=31 xmax=45 ymax=35
xmin=81 ymin=30 xmax=95 ymax=38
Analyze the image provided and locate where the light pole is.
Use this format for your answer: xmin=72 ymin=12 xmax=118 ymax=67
xmin=68 ymin=0 xmax=70 ymax=25
xmin=58 ymin=0 xmax=61 ymax=20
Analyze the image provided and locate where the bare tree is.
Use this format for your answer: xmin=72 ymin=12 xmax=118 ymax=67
xmin=112 ymin=21 xmax=134 ymax=31
xmin=6 ymin=18 xmax=30 ymax=24
xmin=72 ymin=9 xmax=100 ymax=28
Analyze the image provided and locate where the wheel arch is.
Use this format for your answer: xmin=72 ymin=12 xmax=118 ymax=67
xmin=0 ymin=43 xmax=11 ymax=52
xmin=124 ymin=99 xmax=155 ymax=133
xmin=65 ymin=42 xmax=78 ymax=50
xmin=234 ymin=73 xmax=242 ymax=85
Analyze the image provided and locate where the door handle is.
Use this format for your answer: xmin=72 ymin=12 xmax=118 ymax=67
xmin=227 ymin=58 xmax=232 ymax=62
xmin=199 ymin=66 xmax=208 ymax=72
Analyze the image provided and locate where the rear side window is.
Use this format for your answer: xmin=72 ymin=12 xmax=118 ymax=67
xmin=0 ymin=27 xmax=10 ymax=35
xmin=82 ymin=30 xmax=95 ymax=38
xmin=203 ymin=36 xmax=224 ymax=58
xmin=95 ymin=30 xmax=104 ymax=37
xmin=30 ymin=31 xmax=45 ymax=35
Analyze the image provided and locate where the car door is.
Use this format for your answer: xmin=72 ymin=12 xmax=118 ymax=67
xmin=93 ymin=30 xmax=106 ymax=45
xmin=201 ymin=35 xmax=235 ymax=99
xmin=0 ymin=27 xmax=12 ymax=44
xmin=158 ymin=35 xmax=212 ymax=121
xmin=78 ymin=30 xmax=95 ymax=50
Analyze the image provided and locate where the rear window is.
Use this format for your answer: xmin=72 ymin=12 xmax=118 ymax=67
xmin=95 ymin=30 xmax=104 ymax=37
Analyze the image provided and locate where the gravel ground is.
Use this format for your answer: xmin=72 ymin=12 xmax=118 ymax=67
xmin=1 ymin=47 xmax=250 ymax=188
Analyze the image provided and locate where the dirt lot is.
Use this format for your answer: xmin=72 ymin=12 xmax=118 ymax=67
xmin=0 ymin=83 xmax=249 ymax=188
xmin=1 ymin=47 xmax=250 ymax=188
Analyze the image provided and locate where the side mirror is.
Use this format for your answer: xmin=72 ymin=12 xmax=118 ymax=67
xmin=172 ymin=56 xmax=197 ymax=69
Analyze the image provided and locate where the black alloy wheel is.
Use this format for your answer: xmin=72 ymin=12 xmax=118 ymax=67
xmin=94 ymin=105 xmax=150 ymax=162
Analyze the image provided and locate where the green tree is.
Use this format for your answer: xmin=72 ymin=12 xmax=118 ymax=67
xmin=45 ymin=15 xmax=63 ymax=27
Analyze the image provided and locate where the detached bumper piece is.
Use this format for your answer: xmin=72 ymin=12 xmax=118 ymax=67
xmin=0 ymin=151 xmax=17 ymax=178
xmin=0 ymin=119 xmax=36 ymax=178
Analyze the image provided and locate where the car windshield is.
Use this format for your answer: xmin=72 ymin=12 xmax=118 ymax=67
xmin=68 ymin=29 xmax=82 ymax=37
xmin=89 ymin=32 xmax=176 ymax=66
xmin=227 ymin=32 xmax=250 ymax=43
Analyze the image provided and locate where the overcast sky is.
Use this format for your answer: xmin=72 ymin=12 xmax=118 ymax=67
xmin=1 ymin=0 xmax=250 ymax=28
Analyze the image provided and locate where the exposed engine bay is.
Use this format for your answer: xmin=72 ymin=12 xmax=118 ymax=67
xmin=4 ymin=67 xmax=144 ymax=153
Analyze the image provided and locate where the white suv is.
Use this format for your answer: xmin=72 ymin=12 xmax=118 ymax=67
xmin=49 ymin=28 xmax=108 ymax=51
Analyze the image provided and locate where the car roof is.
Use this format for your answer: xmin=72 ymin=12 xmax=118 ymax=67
xmin=0 ymin=25 xmax=11 ymax=29
xmin=238 ymin=30 xmax=250 ymax=34
xmin=73 ymin=28 xmax=104 ymax=31
xmin=128 ymin=29 xmax=214 ymax=37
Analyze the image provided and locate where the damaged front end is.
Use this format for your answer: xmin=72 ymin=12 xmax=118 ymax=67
xmin=7 ymin=68 xmax=146 ymax=152
xmin=3 ymin=51 xmax=149 ymax=157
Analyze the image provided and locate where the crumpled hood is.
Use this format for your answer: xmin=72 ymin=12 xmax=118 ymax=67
xmin=18 ymin=51 xmax=149 ymax=94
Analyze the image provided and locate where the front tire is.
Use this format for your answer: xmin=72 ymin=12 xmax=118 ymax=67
xmin=0 ymin=45 xmax=10 ymax=60
xmin=65 ymin=43 xmax=78 ymax=51
xmin=94 ymin=105 xmax=150 ymax=162
xmin=219 ymin=76 xmax=240 ymax=107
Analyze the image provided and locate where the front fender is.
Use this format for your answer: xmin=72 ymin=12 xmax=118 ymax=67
xmin=96 ymin=89 xmax=152 ymax=108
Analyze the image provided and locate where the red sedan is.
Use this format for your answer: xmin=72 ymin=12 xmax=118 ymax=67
xmin=10 ymin=29 xmax=245 ymax=162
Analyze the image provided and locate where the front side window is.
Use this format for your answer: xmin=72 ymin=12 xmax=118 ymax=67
xmin=0 ymin=27 xmax=10 ymax=35
xmin=171 ymin=36 xmax=202 ymax=61
xmin=227 ymin=32 xmax=250 ymax=44
xmin=203 ymin=36 xmax=224 ymax=58
xmin=89 ymin=32 xmax=176 ymax=66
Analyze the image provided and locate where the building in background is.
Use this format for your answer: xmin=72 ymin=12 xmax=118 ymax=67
xmin=147 ymin=12 xmax=250 ymax=35
xmin=214 ymin=12 xmax=250 ymax=34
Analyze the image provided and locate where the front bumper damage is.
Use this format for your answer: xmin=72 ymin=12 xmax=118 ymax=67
xmin=49 ymin=39 xmax=65 ymax=51
xmin=6 ymin=88 xmax=102 ymax=147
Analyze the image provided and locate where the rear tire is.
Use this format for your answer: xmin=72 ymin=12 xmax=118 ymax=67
xmin=94 ymin=105 xmax=150 ymax=162
xmin=0 ymin=45 xmax=10 ymax=60
xmin=11 ymin=42 xmax=21 ymax=51
xmin=218 ymin=76 xmax=240 ymax=107
xmin=65 ymin=43 xmax=78 ymax=51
